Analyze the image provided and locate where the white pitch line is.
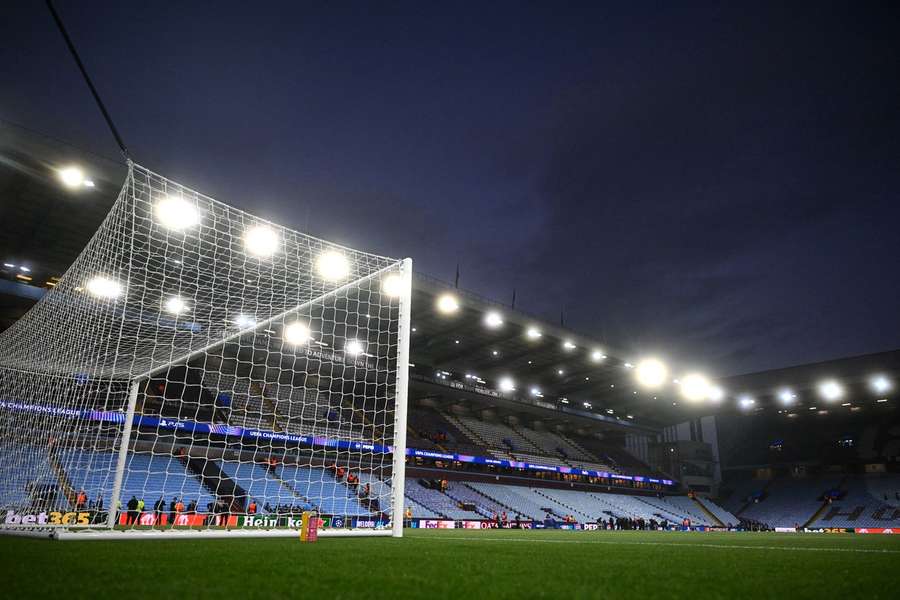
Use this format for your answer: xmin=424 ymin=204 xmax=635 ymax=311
xmin=422 ymin=535 xmax=900 ymax=554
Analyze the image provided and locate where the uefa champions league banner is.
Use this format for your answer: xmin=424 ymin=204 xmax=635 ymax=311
xmin=0 ymin=400 xmax=674 ymax=486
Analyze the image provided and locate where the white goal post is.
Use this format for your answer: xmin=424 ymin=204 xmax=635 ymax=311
xmin=0 ymin=162 xmax=412 ymax=539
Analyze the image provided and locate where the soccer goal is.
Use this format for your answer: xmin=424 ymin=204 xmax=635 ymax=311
xmin=0 ymin=163 xmax=412 ymax=540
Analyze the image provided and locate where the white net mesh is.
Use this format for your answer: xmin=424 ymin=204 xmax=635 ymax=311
xmin=0 ymin=163 xmax=411 ymax=533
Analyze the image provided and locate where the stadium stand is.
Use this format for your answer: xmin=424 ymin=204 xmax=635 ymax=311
xmin=276 ymin=464 xmax=370 ymax=516
xmin=118 ymin=453 xmax=217 ymax=511
xmin=404 ymin=480 xmax=479 ymax=520
xmin=811 ymin=474 xmax=900 ymax=528
xmin=739 ymin=476 xmax=844 ymax=528
xmin=695 ymin=495 xmax=740 ymax=526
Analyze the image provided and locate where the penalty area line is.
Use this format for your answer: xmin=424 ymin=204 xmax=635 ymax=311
xmin=421 ymin=535 xmax=900 ymax=554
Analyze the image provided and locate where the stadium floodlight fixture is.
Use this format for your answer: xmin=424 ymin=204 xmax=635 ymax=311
xmin=635 ymin=358 xmax=668 ymax=389
xmin=283 ymin=321 xmax=312 ymax=345
xmin=498 ymin=377 xmax=515 ymax=393
xmin=624 ymin=362 xmax=634 ymax=369
xmin=590 ymin=349 xmax=606 ymax=362
xmin=557 ymin=369 xmax=565 ymax=376
xmin=778 ymin=388 xmax=796 ymax=405
xmin=436 ymin=293 xmax=460 ymax=314
xmin=739 ymin=395 xmax=756 ymax=410
xmin=316 ymin=250 xmax=351 ymax=282
xmin=562 ymin=340 xmax=576 ymax=350
xmin=2 ymin=263 xmax=14 ymax=268
xmin=818 ymin=379 xmax=844 ymax=402
xmin=530 ymin=387 xmax=542 ymax=397
xmin=163 ymin=296 xmax=189 ymax=315
xmin=233 ymin=314 xmax=256 ymax=328
xmin=58 ymin=165 xmax=85 ymax=188
xmin=525 ymin=327 xmax=542 ymax=340
xmin=870 ymin=375 xmax=891 ymax=394
xmin=484 ymin=311 xmax=504 ymax=328
xmin=83 ymin=179 xmax=95 ymax=188
xmin=344 ymin=339 xmax=364 ymax=356
xmin=85 ymin=276 xmax=123 ymax=299
xmin=708 ymin=386 xmax=725 ymax=403
xmin=680 ymin=373 xmax=711 ymax=402
xmin=583 ymin=402 xmax=592 ymax=408
xmin=243 ymin=224 xmax=280 ymax=258
xmin=154 ymin=195 xmax=201 ymax=231
xmin=381 ymin=273 xmax=404 ymax=297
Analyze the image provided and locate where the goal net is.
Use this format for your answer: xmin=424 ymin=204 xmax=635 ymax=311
xmin=0 ymin=163 xmax=412 ymax=538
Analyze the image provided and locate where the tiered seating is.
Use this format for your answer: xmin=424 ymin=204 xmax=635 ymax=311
xmin=515 ymin=427 xmax=595 ymax=462
xmin=442 ymin=482 xmax=508 ymax=518
xmin=465 ymin=483 xmax=549 ymax=520
xmin=566 ymin=459 xmax=617 ymax=473
xmin=403 ymin=481 xmax=477 ymax=519
xmin=118 ymin=452 xmax=217 ymax=510
xmin=812 ymin=475 xmax=900 ymax=528
xmin=276 ymin=464 xmax=369 ymax=516
xmin=650 ymin=495 xmax=715 ymax=525
xmin=59 ymin=448 xmax=117 ymax=502
xmin=530 ymin=488 xmax=612 ymax=520
xmin=740 ymin=476 xmax=842 ymax=528
xmin=455 ymin=416 xmax=542 ymax=455
xmin=408 ymin=410 xmax=482 ymax=455
xmin=219 ymin=460 xmax=297 ymax=508
xmin=721 ymin=478 xmax=765 ymax=514
xmin=586 ymin=493 xmax=674 ymax=521
xmin=1 ymin=446 xmax=56 ymax=509
xmin=695 ymin=496 xmax=740 ymax=526
xmin=510 ymin=452 xmax=569 ymax=468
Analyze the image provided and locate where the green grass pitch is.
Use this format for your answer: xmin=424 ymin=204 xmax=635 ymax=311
xmin=2 ymin=529 xmax=898 ymax=598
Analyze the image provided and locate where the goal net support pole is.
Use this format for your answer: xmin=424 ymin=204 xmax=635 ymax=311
xmin=390 ymin=258 xmax=412 ymax=538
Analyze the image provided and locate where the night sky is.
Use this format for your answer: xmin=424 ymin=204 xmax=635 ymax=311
xmin=2 ymin=1 xmax=898 ymax=377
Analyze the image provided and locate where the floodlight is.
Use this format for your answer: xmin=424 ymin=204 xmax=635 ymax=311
xmin=436 ymin=294 xmax=459 ymax=314
xmin=818 ymin=380 xmax=844 ymax=402
xmin=344 ymin=339 xmax=364 ymax=356
xmin=870 ymin=375 xmax=891 ymax=394
xmin=85 ymin=276 xmax=122 ymax=299
xmin=530 ymin=387 xmax=541 ymax=397
xmin=739 ymin=395 xmax=756 ymax=409
xmin=243 ymin=225 xmax=280 ymax=257
xmin=680 ymin=373 xmax=711 ymax=402
xmin=154 ymin=195 xmax=200 ymax=230
xmin=316 ymin=251 xmax=351 ymax=281
xmin=562 ymin=340 xmax=576 ymax=350
xmin=381 ymin=273 xmax=404 ymax=297
xmin=283 ymin=321 xmax=311 ymax=345
xmin=708 ymin=386 xmax=725 ymax=403
xmin=484 ymin=311 xmax=504 ymax=328
xmin=58 ymin=166 xmax=85 ymax=188
xmin=526 ymin=327 xmax=542 ymax=339
xmin=590 ymin=349 xmax=606 ymax=362
xmin=164 ymin=296 xmax=189 ymax=315
xmin=498 ymin=377 xmax=515 ymax=393
xmin=778 ymin=388 xmax=796 ymax=405
xmin=635 ymin=358 xmax=668 ymax=389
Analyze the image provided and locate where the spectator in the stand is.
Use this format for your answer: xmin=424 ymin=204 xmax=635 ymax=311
xmin=75 ymin=489 xmax=87 ymax=510
xmin=248 ymin=501 xmax=257 ymax=515
xmin=126 ymin=495 xmax=139 ymax=525
xmin=137 ymin=497 xmax=145 ymax=518
xmin=336 ymin=465 xmax=346 ymax=481
xmin=175 ymin=498 xmax=185 ymax=522
xmin=187 ymin=499 xmax=197 ymax=514
xmin=347 ymin=473 xmax=359 ymax=491
xmin=169 ymin=497 xmax=178 ymax=524
xmin=360 ymin=482 xmax=371 ymax=499
xmin=501 ymin=511 xmax=508 ymax=527
xmin=154 ymin=497 xmax=165 ymax=521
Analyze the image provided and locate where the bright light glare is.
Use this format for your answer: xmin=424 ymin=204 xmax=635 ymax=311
xmin=233 ymin=314 xmax=256 ymax=328
xmin=155 ymin=196 xmax=201 ymax=230
xmin=526 ymin=327 xmax=542 ymax=340
xmin=498 ymin=377 xmax=515 ymax=393
xmin=635 ymin=358 xmax=668 ymax=389
xmin=484 ymin=311 xmax=504 ymax=328
xmin=436 ymin=294 xmax=460 ymax=314
xmin=381 ymin=273 xmax=405 ymax=298
xmin=708 ymin=386 xmax=725 ymax=403
xmin=818 ymin=380 xmax=844 ymax=402
xmin=244 ymin=225 xmax=280 ymax=257
xmin=563 ymin=340 xmax=576 ymax=350
xmin=86 ymin=276 xmax=122 ymax=299
xmin=778 ymin=388 xmax=796 ymax=405
xmin=680 ymin=373 xmax=711 ymax=402
xmin=58 ymin=166 xmax=84 ymax=188
xmin=344 ymin=339 xmax=364 ymax=356
xmin=164 ymin=296 xmax=189 ymax=315
xmin=530 ymin=387 xmax=541 ymax=397
xmin=316 ymin=251 xmax=351 ymax=281
xmin=739 ymin=395 xmax=756 ymax=409
xmin=283 ymin=322 xmax=312 ymax=345
xmin=870 ymin=375 xmax=891 ymax=394
xmin=590 ymin=349 xmax=606 ymax=362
